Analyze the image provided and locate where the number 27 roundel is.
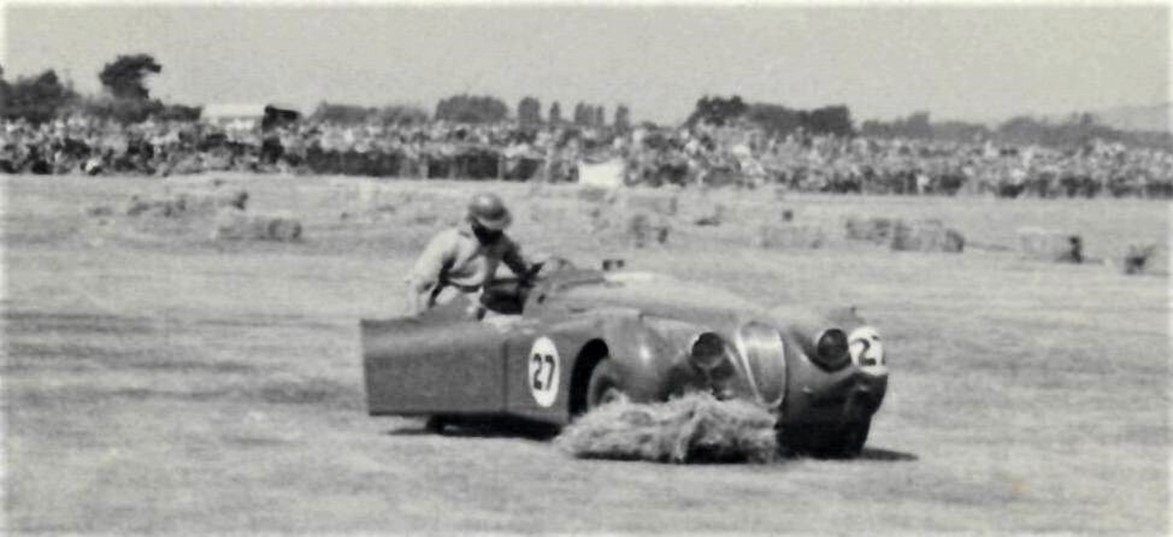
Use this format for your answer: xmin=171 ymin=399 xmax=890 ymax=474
xmin=528 ymin=337 xmax=560 ymax=408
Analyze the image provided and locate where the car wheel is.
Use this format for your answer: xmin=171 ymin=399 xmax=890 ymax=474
xmin=424 ymin=415 xmax=447 ymax=434
xmin=585 ymin=359 xmax=624 ymax=411
xmin=835 ymin=420 xmax=870 ymax=457
xmin=818 ymin=420 xmax=871 ymax=459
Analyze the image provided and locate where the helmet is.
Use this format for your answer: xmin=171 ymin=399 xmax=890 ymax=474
xmin=467 ymin=193 xmax=512 ymax=231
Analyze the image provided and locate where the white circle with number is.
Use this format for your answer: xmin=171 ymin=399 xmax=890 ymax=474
xmin=528 ymin=337 xmax=561 ymax=407
xmin=849 ymin=326 xmax=885 ymax=372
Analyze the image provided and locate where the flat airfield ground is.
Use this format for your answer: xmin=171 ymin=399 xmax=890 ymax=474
xmin=2 ymin=174 xmax=1169 ymax=534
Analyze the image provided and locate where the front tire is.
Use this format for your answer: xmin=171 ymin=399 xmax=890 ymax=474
xmin=424 ymin=415 xmax=447 ymax=434
xmin=585 ymin=359 xmax=624 ymax=412
xmin=784 ymin=420 xmax=871 ymax=459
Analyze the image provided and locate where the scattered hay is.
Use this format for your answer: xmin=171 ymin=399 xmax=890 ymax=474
xmin=1017 ymin=227 xmax=1083 ymax=263
xmin=890 ymin=220 xmax=965 ymax=253
xmin=756 ymin=224 xmax=826 ymax=249
xmin=555 ymin=392 xmax=778 ymax=464
xmin=212 ymin=208 xmax=303 ymax=242
xmin=627 ymin=212 xmax=671 ymax=248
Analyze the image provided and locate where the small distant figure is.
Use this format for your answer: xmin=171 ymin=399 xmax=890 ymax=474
xmin=1061 ymin=236 xmax=1084 ymax=264
xmin=1123 ymin=244 xmax=1156 ymax=275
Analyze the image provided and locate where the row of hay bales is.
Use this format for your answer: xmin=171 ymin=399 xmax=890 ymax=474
xmin=118 ymin=185 xmax=303 ymax=243
xmin=843 ymin=216 xmax=966 ymax=253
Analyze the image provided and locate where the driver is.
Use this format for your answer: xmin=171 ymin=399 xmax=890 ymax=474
xmin=405 ymin=192 xmax=537 ymax=317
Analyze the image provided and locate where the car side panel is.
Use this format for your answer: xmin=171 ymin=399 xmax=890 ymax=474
xmin=502 ymin=316 xmax=599 ymax=424
xmin=362 ymin=318 xmax=507 ymax=415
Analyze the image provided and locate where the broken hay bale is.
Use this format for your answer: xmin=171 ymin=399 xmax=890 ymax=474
xmin=625 ymin=191 xmax=679 ymax=217
xmin=627 ymin=213 xmax=671 ymax=248
xmin=890 ymin=220 xmax=965 ymax=253
xmin=554 ymin=392 xmax=778 ymax=464
xmin=756 ymin=224 xmax=826 ymax=249
xmin=212 ymin=208 xmax=303 ymax=242
xmin=844 ymin=216 xmax=898 ymax=244
xmin=1017 ymin=227 xmax=1083 ymax=263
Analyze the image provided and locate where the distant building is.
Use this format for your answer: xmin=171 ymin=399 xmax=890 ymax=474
xmin=201 ymin=104 xmax=301 ymax=130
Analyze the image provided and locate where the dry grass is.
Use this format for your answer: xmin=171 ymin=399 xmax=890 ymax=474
xmin=2 ymin=174 xmax=1169 ymax=534
xmin=555 ymin=392 xmax=778 ymax=463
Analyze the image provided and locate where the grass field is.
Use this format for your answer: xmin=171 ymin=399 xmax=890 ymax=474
xmin=2 ymin=174 xmax=1169 ymax=534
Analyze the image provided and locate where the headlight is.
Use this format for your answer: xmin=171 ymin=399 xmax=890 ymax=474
xmin=812 ymin=328 xmax=851 ymax=371
xmin=689 ymin=332 xmax=728 ymax=370
xmin=849 ymin=326 xmax=885 ymax=368
xmin=736 ymin=322 xmax=787 ymax=406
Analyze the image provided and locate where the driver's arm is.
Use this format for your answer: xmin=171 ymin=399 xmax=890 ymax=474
xmin=501 ymin=238 xmax=537 ymax=281
xmin=404 ymin=232 xmax=456 ymax=316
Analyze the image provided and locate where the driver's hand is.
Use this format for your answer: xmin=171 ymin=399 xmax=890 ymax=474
xmin=520 ymin=261 xmax=545 ymax=284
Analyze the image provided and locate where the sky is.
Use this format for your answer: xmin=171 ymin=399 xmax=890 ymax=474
xmin=2 ymin=2 xmax=1169 ymax=125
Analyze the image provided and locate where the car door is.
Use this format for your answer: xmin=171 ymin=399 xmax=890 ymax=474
xmin=361 ymin=316 xmax=507 ymax=415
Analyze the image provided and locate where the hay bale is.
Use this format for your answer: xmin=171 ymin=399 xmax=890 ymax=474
xmin=757 ymin=224 xmax=826 ymax=249
xmin=86 ymin=205 xmax=114 ymax=217
xmin=175 ymin=189 xmax=249 ymax=213
xmin=627 ymin=213 xmax=671 ymax=248
xmin=845 ymin=216 xmax=897 ymax=244
xmin=577 ymin=186 xmax=615 ymax=203
xmin=212 ymin=208 xmax=302 ymax=242
xmin=554 ymin=392 xmax=777 ymax=464
xmin=625 ymin=191 xmax=679 ymax=217
xmin=890 ymin=220 xmax=965 ymax=253
xmin=1017 ymin=227 xmax=1083 ymax=263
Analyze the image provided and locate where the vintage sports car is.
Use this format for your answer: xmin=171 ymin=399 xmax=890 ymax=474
xmin=361 ymin=259 xmax=888 ymax=457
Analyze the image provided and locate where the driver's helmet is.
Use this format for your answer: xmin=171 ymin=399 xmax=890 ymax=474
xmin=467 ymin=193 xmax=512 ymax=231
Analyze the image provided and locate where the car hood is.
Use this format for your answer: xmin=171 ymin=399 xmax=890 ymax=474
xmin=547 ymin=271 xmax=770 ymax=327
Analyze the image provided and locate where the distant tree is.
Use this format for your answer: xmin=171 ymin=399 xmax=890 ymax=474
xmin=903 ymin=111 xmax=932 ymax=138
xmin=518 ymin=96 xmax=542 ymax=126
xmin=434 ymin=94 xmax=509 ymax=123
xmin=686 ymin=95 xmax=748 ymax=127
xmin=4 ymin=70 xmax=78 ymax=123
xmin=572 ymin=102 xmax=587 ymax=125
xmin=157 ymin=103 xmax=202 ymax=122
xmin=614 ymin=104 xmax=631 ymax=131
xmin=932 ymin=120 xmax=991 ymax=143
xmin=99 ymin=54 xmax=163 ymax=100
xmin=593 ymin=105 xmax=606 ymax=128
xmin=0 ymin=65 xmax=9 ymax=115
xmin=744 ymin=103 xmax=803 ymax=135
xmin=312 ymin=102 xmax=374 ymax=124
xmin=375 ymin=105 xmax=428 ymax=125
xmin=549 ymin=101 xmax=563 ymax=124
xmin=805 ymin=105 xmax=854 ymax=136
xmin=77 ymin=95 xmax=161 ymax=124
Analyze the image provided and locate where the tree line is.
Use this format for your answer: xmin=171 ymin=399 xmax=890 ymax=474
xmin=860 ymin=111 xmax=1172 ymax=151
xmin=4 ymin=53 xmax=1168 ymax=151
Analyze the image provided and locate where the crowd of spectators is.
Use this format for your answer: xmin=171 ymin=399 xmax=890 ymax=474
xmin=3 ymin=115 xmax=1171 ymax=199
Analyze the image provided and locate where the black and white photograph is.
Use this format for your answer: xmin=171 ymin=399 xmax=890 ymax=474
xmin=1 ymin=1 xmax=1170 ymax=534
